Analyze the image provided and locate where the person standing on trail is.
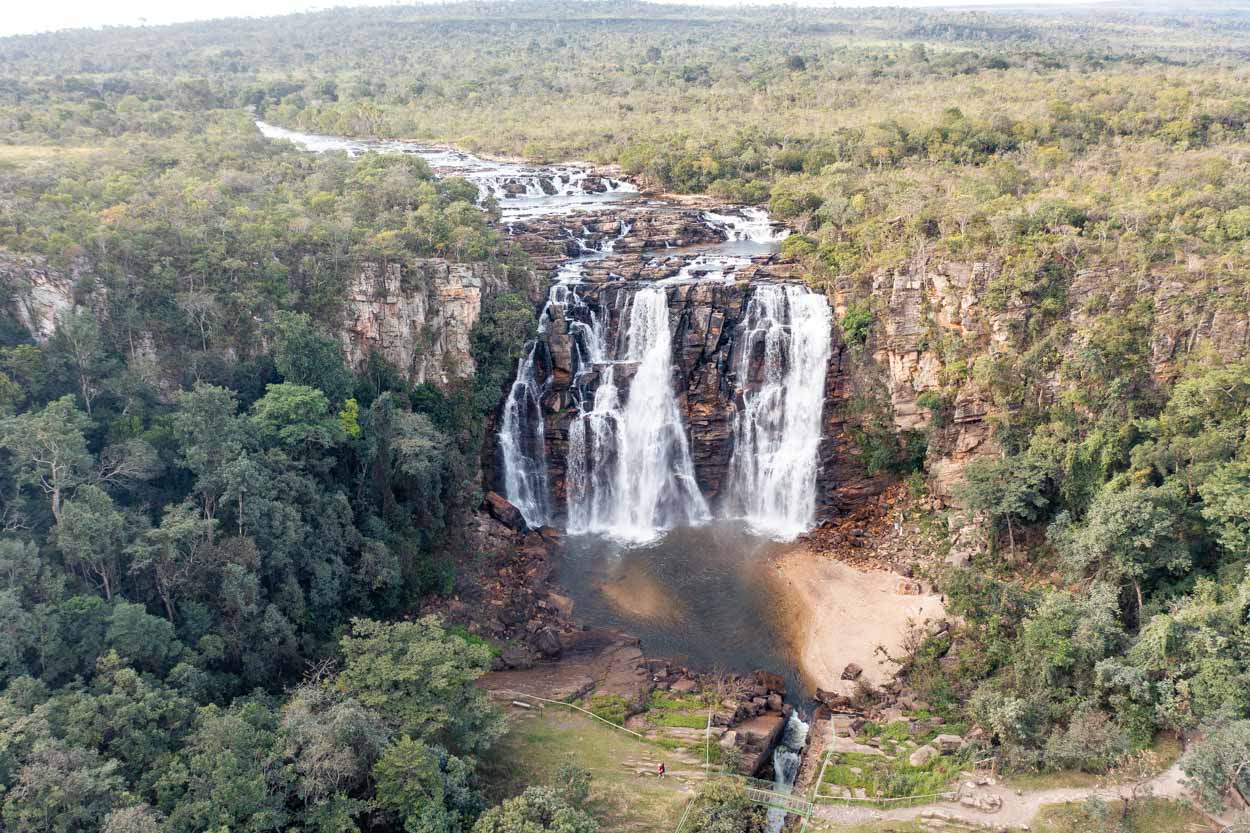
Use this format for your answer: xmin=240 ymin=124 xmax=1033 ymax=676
xmin=658 ymin=762 xmax=666 ymax=779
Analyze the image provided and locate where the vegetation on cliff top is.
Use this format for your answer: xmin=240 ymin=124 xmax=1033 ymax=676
xmin=1 ymin=1 xmax=1250 ymax=829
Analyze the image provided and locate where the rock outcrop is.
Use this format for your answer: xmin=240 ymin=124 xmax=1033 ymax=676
xmin=0 ymin=253 xmax=96 ymax=343
xmin=340 ymin=258 xmax=512 ymax=386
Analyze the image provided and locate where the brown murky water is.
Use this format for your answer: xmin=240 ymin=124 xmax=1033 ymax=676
xmin=555 ymin=520 xmax=809 ymax=698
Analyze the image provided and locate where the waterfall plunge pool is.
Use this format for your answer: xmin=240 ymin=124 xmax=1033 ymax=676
xmin=554 ymin=520 xmax=811 ymax=700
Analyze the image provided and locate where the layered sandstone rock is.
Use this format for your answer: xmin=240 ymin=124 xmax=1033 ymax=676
xmin=340 ymin=258 xmax=510 ymax=385
xmin=0 ymin=253 xmax=95 ymax=343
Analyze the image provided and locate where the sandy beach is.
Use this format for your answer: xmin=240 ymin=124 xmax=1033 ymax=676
xmin=765 ymin=545 xmax=946 ymax=693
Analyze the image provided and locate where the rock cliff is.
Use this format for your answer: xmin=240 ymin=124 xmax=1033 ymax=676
xmin=0 ymin=253 xmax=95 ymax=343
xmin=339 ymin=258 xmax=513 ymax=386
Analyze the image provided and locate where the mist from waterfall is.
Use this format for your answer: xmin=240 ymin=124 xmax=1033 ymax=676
xmin=727 ymin=284 xmax=833 ymax=540
xmin=567 ymin=286 xmax=710 ymax=543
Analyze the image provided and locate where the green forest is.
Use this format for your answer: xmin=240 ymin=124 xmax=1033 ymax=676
xmin=2 ymin=2 xmax=1250 ymax=831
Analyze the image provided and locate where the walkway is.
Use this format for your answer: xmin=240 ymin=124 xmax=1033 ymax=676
xmin=812 ymin=762 xmax=1209 ymax=830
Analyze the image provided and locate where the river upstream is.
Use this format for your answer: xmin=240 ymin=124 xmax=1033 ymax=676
xmin=259 ymin=120 xmax=823 ymax=806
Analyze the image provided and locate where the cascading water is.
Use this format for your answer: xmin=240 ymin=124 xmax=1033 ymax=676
xmin=498 ymin=343 xmax=551 ymax=526
xmin=567 ymin=286 xmax=710 ymax=543
xmin=727 ymin=284 xmax=833 ymax=540
xmin=767 ymin=712 xmax=810 ymax=833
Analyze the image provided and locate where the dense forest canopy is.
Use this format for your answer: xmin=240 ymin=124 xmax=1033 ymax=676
xmin=0 ymin=1 xmax=1249 ymax=831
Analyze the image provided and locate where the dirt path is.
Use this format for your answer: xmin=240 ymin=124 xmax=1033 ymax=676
xmin=812 ymin=762 xmax=1202 ymax=830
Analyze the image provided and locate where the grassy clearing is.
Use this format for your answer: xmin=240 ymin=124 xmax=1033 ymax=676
xmin=0 ymin=145 xmax=99 ymax=165
xmin=479 ymin=706 xmax=696 ymax=833
xmin=1033 ymin=797 xmax=1211 ymax=833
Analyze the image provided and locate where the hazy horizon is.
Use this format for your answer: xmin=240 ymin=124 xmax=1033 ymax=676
xmin=0 ymin=0 xmax=1212 ymax=40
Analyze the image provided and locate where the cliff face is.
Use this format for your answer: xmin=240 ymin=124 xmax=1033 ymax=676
xmin=0 ymin=253 xmax=93 ymax=343
xmin=835 ymin=251 xmax=1250 ymax=515
xmin=340 ymin=259 xmax=513 ymax=386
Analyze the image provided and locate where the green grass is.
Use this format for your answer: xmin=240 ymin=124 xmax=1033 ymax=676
xmin=643 ymin=689 xmax=713 ymax=730
xmin=479 ymin=707 xmax=696 ymax=833
xmin=585 ymin=694 xmax=630 ymax=725
xmin=819 ymin=749 xmax=964 ymax=800
xmin=1033 ymin=797 xmax=1211 ymax=833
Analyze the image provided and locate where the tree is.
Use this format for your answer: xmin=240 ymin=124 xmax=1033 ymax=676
xmin=128 ymin=501 xmax=217 ymax=621
xmin=46 ymin=312 xmax=111 ymax=417
xmin=337 ymin=617 xmax=503 ymax=753
xmin=678 ymin=781 xmax=766 ymax=833
xmin=471 ymin=787 xmax=598 ymax=833
xmin=281 ymin=684 xmax=388 ymax=804
xmin=171 ymin=384 xmax=251 ymax=526
xmin=957 ymin=454 xmax=1051 ymax=554
xmin=269 ymin=311 xmax=352 ymax=402
xmin=373 ymin=736 xmax=481 ymax=833
xmin=157 ymin=701 xmax=294 ymax=833
xmin=54 ymin=484 xmax=126 ymax=600
xmin=1051 ymin=483 xmax=1189 ymax=615
xmin=1181 ymin=719 xmax=1250 ymax=812
xmin=1 ymin=740 xmax=124 ymax=833
xmin=1198 ymin=459 xmax=1250 ymax=558
xmin=0 ymin=396 xmax=93 ymax=522
xmin=251 ymin=383 xmax=345 ymax=453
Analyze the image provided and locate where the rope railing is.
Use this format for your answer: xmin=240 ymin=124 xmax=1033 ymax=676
xmin=490 ymin=688 xmax=647 ymax=739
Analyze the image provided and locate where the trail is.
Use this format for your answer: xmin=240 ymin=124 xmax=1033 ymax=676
xmin=812 ymin=762 xmax=1210 ymax=830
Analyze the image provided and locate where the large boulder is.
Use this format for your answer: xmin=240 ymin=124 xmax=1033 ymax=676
xmin=530 ymin=627 xmax=563 ymax=658
xmin=483 ymin=492 xmax=527 ymax=531
xmin=909 ymin=745 xmax=938 ymax=767
xmin=841 ymin=663 xmax=864 ymax=681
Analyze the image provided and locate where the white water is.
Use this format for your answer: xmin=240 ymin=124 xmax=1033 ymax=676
xmin=767 ymin=712 xmax=811 ymax=832
xmin=258 ymin=120 xmax=831 ymax=543
xmin=255 ymin=120 xmax=636 ymax=219
xmin=498 ymin=342 xmax=551 ymax=526
xmin=727 ymin=284 xmax=833 ymax=540
xmin=567 ymin=286 xmax=710 ymax=543
xmin=702 ymin=207 xmax=790 ymax=244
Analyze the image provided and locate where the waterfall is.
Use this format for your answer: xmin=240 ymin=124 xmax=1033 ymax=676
xmin=727 ymin=284 xmax=832 ymax=540
xmin=702 ymin=207 xmax=790 ymax=244
xmin=499 ymin=343 xmax=550 ymax=526
xmin=567 ymin=286 xmax=710 ymax=543
xmin=767 ymin=712 xmax=810 ymax=833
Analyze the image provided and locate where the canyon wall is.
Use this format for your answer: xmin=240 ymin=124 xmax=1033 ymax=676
xmin=340 ymin=258 xmax=514 ymax=386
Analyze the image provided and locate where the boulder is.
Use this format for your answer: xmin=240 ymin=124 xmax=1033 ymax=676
xmin=719 ymin=730 xmax=738 ymax=749
xmin=670 ymin=678 xmax=698 ymax=695
xmin=530 ymin=627 xmax=563 ymax=658
xmin=909 ymin=745 xmax=938 ymax=767
xmin=754 ymin=670 xmax=786 ymax=694
xmin=766 ymin=693 xmax=783 ymax=712
xmin=483 ymin=492 xmax=526 ymax=531
xmin=841 ymin=663 xmax=864 ymax=681
xmin=935 ymin=733 xmax=964 ymax=753
xmin=497 ymin=647 xmax=534 ymax=670
xmin=816 ymin=687 xmax=852 ymax=709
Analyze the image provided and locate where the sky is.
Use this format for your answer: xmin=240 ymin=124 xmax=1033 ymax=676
xmin=0 ymin=0 xmax=1155 ymax=38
